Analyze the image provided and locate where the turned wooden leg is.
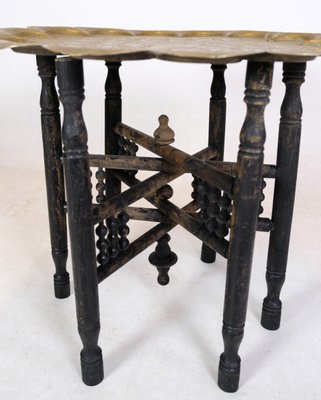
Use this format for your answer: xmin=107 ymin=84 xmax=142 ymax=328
xmin=36 ymin=55 xmax=70 ymax=299
xmin=201 ymin=65 xmax=227 ymax=263
xmin=261 ymin=62 xmax=306 ymax=330
xmin=105 ymin=61 xmax=122 ymax=199
xmin=56 ymin=58 xmax=103 ymax=386
xmin=218 ymin=61 xmax=274 ymax=392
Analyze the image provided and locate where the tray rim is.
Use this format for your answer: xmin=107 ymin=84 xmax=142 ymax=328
xmin=0 ymin=26 xmax=320 ymax=63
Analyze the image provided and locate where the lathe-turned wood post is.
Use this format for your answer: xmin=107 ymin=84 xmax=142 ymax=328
xmin=201 ymin=64 xmax=227 ymax=263
xmin=218 ymin=61 xmax=274 ymax=393
xmin=56 ymin=58 xmax=103 ymax=386
xmin=105 ymin=62 xmax=122 ymax=199
xmin=36 ymin=55 xmax=70 ymax=299
xmin=261 ymin=62 xmax=306 ymax=330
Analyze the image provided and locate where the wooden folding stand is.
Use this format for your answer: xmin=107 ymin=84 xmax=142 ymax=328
xmin=0 ymin=27 xmax=315 ymax=392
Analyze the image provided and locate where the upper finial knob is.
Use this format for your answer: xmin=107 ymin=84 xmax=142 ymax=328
xmin=153 ymin=115 xmax=175 ymax=145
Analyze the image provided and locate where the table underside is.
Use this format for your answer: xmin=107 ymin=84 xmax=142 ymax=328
xmin=1 ymin=27 xmax=321 ymax=63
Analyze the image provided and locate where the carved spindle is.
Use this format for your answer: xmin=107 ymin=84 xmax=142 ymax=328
xmin=117 ymin=137 xmax=139 ymax=176
xmin=201 ymin=64 xmax=227 ymax=263
xmin=107 ymin=217 xmax=119 ymax=258
xmin=201 ymin=184 xmax=220 ymax=263
xmin=149 ymin=185 xmax=177 ymax=285
xmin=197 ymin=179 xmax=208 ymax=224
xmin=193 ymin=174 xmax=216 ymax=260
xmin=95 ymin=168 xmax=109 ymax=267
xmin=128 ymin=140 xmax=139 ymax=156
xmin=191 ymin=175 xmax=199 ymax=201
xmin=96 ymin=224 xmax=109 ymax=267
xmin=105 ymin=62 xmax=122 ymax=266
xmin=215 ymin=192 xmax=232 ymax=238
xmin=95 ymin=168 xmax=106 ymax=204
xmin=261 ymin=62 xmax=306 ymax=331
xmin=117 ymin=210 xmax=130 ymax=251
xmin=218 ymin=61 xmax=273 ymax=393
xmin=153 ymin=115 xmax=175 ymax=145
xmin=204 ymin=185 xmax=220 ymax=235
xmin=127 ymin=140 xmax=139 ymax=176
xmin=56 ymin=58 xmax=103 ymax=386
xmin=258 ymin=179 xmax=266 ymax=216
xmin=117 ymin=137 xmax=127 ymax=155
xmin=36 ymin=55 xmax=70 ymax=299
xmin=209 ymin=64 xmax=227 ymax=155
xmin=105 ymin=62 xmax=122 ymax=199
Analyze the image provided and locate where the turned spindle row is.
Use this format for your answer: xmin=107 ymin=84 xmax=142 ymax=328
xmin=258 ymin=179 xmax=267 ymax=216
xmin=118 ymin=137 xmax=139 ymax=176
xmin=194 ymin=178 xmax=231 ymax=253
xmin=94 ymin=167 xmax=130 ymax=267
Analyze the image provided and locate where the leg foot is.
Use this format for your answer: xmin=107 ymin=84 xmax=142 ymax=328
xmin=52 ymin=247 xmax=70 ymax=298
xmin=53 ymin=272 xmax=70 ymax=299
xmin=261 ymin=297 xmax=282 ymax=330
xmin=218 ymin=353 xmax=241 ymax=393
xmin=81 ymin=347 xmax=104 ymax=386
xmin=201 ymin=243 xmax=216 ymax=263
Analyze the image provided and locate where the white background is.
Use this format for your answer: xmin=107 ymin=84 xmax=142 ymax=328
xmin=0 ymin=1 xmax=321 ymax=399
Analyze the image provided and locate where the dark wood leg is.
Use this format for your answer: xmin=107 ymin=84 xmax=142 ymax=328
xmin=56 ymin=58 xmax=103 ymax=386
xmin=105 ymin=62 xmax=122 ymax=199
xmin=261 ymin=62 xmax=306 ymax=330
xmin=36 ymin=56 xmax=70 ymax=299
xmin=218 ymin=61 xmax=274 ymax=392
xmin=201 ymin=65 xmax=227 ymax=263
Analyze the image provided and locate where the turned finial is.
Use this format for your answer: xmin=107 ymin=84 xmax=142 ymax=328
xmin=153 ymin=115 xmax=175 ymax=145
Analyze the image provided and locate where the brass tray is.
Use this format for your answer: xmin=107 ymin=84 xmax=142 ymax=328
xmin=1 ymin=27 xmax=321 ymax=63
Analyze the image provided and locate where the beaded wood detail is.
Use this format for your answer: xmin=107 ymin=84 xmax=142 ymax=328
xmin=195 ymin=178 xmax=208 ymax=224
xmin=118 ymin=137 xmax=139 ymax=176
xmin=216 ymin=193 xmax=232 ymax=239
xmin=93 ymin=167 xmax=131 ymax=267
xmin=258 ymin=179 xmax=267 ymax=216
xmin=95 ymin=168 xmax=109 ymax=268
xmin=194 ymin=178 xmax=231 ymax=242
